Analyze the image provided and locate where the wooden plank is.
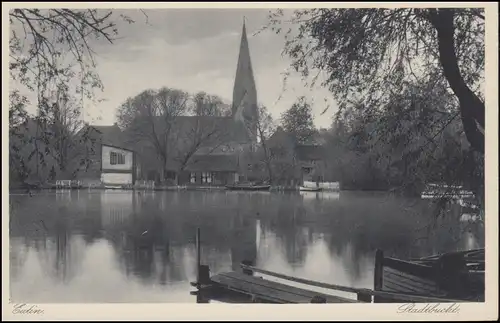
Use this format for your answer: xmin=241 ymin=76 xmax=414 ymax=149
xmin=240 ymin=263 xmax=466 ymax=303
xmin=211 ymin=274 xmax=317 ymax=303
xmin=383 ymin=257 xmax=435 ymax=279
xmin=222 ymin=272 xmax=356 ymax=302
xmin=215 ymin=272 xmax=359 ymax=303
xmin=211 ymin=272 xmax=359 ymax=303
xmin=240 ymin=263 xmax=373 ymax=295
xmin=383 ymin=267 xmax=439 ymax=293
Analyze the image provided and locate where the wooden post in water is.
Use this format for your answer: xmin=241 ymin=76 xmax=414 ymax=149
xmin=193 ymin=228 xmax=211 ymax=286
xmin=196 ymin=227 xmax=201 ymax=284
xmin=241 ymin=260 xmax=254 ymax=276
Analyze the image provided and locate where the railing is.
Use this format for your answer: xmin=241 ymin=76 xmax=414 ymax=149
xmin=134 ymin=180 xmax=155 ymax=190
xmin=56 ymin=180 xmax=82 ymax=189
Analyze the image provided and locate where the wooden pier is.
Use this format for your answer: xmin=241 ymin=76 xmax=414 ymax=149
xmin=190 ymin=229 xmax=480 ymax=304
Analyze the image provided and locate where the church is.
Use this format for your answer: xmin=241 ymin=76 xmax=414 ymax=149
xmin=79 ymin=20 xmax=260 ymax=187
xmin=167 ymin=20 xmax=260 ymax=186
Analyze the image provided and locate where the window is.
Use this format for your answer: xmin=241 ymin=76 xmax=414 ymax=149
xmin=201 ymin=172 xmax=212 ymax=184
xmin=110 ymin=151 xmax=126 ymax=165
xmin=190 ymin=172 xmax=197 ymax=184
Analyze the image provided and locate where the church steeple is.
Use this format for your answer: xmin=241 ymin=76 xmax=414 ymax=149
xmin=232 ymin=18 xmax=258 ymax=142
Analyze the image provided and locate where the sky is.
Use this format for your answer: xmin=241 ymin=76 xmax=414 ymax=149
xmin=76 ymin=8 xmax=337 ymax=129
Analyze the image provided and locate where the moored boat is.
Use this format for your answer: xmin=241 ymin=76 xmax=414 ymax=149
xmin=299 ymin=186 xmax=322 ymax=192
xmin=225 ymin=184 xmax=271 ymax=191
xmin=374 ymin=248 xmax=485 ymax=302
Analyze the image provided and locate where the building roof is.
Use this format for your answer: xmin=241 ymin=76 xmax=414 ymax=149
xmin=128 ymin=115 xmax=251 ymax=149
xmin=78 ymin=123 xmax=127 ymax=149
xmin=173 ymin=116 xmax=250 ymax=144
xmin=295 ymin=145 xmax=325 ymax=161
xmin=267 ymin=127 xmax=326 ymax=147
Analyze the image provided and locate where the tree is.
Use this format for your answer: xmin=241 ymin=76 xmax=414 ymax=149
xmin=118 ymin=87 xmax=232 ymax=183
xmin=280 ymin=96 xmax=317 ymax=144
xmin=40 ymin=88 xmax=91 ymax=178
xmin=267 ymin=8 xmax=484 ymax=154
xmin=171 ymin=117 xmax=231 ymax=173
xmin=117 ymin=87 xmax=190 ymax=182
xmin=191 ymin=92 xmax=231 ymax=117
xmin=255 ymin=104 xmax=277 ymax=183
xmin=267 ymin=8 xmax=485 ymax=210
xmin=9 ymin=9 xmax=139 ymax=185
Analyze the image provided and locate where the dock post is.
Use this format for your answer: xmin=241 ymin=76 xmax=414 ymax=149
xmin=242 ymin=260 xmax=254 ymax=276
xmin=310 ymin=295 xmax=327 ymax=303
xmin=357 ymin=292 xmax=372 ymax=303
xmin=196 ymin=227 xmax=201 ymax=284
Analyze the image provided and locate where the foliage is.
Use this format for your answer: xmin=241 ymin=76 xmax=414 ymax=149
xmin=9 ymin=9 xmax=137 ymax=185
xmin=255 ymin=104 xmax=277 ymax=183
xmin=266 ymin=8 xmax=484 ymax=154
xmin=323 ymin=77 xmax=482 ymax=204
xmin=117 ymin=87 xmax=189 ymax=180
xmin=116 ymin=87 xmax=231 ymax=181
xmin=266 ymin=8 xmax=485 ymax=213
xmin=280 ymin=96 xmax=317 ymax=144
xmin=192 ymin=92 xmax=231 ymax=117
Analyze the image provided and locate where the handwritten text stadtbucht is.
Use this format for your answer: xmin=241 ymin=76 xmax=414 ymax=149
xmin=397 ymin=303 xmax=460 ymax=314
xmin=12 ymin=303 xmax=44 ymax=315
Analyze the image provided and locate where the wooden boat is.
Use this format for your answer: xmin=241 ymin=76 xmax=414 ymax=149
xmin=299 ymin=186 xmax=322 ymax=192
xmin=421 ymin=183 xmax=475 ymax=199
xmin=104 ymin=185 xmax=124 ymax=190
xmin=374 ymin=248 xmax=485 ymax=302
xmin=225 ymin=184 xmax=271 ymax=191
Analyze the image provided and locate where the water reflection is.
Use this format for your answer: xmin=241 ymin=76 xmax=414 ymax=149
xmin=9 ymin=190 xmax=483 ymax=303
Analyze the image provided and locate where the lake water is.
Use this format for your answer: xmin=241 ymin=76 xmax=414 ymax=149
xmin=8 ymin=190 xmax=484 ymax=303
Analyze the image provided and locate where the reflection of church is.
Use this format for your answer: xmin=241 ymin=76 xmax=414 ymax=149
xmin=229 ymin=201 xmax=258 ymax=271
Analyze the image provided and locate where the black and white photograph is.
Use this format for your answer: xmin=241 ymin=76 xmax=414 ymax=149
xmin=4 ymin=2 xmax=498 ymax=321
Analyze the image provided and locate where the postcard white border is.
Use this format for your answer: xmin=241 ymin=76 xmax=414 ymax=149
xmin=2 ymin=2 xmax=498 ymax=321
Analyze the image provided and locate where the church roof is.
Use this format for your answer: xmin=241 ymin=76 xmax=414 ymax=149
xmin=183 ymin=154 xmax=240 ymax=172
xmin=171 ymin=116 xmax=250 ymax=144
xmin=126 ymin=115 xmax=251 ymax=150
xmin=232 ymin=20 xmax=257 ymax=116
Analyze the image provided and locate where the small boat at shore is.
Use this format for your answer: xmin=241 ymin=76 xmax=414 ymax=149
xmin=104 ymin=185 xmax=125 ymax=190
xmin=374 ymin=248 xmax=485 ymax=302
xmin=421 ymin=183 xmax=474 ymax=199
xmin=299 ymin=186 xmax=322 ymax=192
xmin=225 ymin=184 xmax=271 ymax=191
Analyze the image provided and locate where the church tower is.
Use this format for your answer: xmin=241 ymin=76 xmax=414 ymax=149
xmin=232 ymin=19 xmax=258 ymax=143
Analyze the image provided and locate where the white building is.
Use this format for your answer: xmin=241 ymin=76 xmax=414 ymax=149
xmin=101 ymin=144 xmax=135 ymax=186
xmin=76 ymin=123 xmax=137 ymax=187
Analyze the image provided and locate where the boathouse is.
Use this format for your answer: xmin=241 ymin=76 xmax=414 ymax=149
xmin=76 ymin=123 xmax=137 ymax=187
xmin=100 ymin=143 xmax=135 ymax=186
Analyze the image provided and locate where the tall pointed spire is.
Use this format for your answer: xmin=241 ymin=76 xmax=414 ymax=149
xmin=232 ymin=18 xmax=258 ymax=142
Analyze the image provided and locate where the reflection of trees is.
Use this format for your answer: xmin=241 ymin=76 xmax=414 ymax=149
xmin=9 ymin=238 xmax=29 ymax=281
xmin=230 ymin=213 xmax=257 ymax=271
xmin=259 ymin=194 xmax=311 ymax=268
xmin=77 ymin=192 xmax=103 ymax=245
xmin=103 ymin=200 xmax=175 ymax=284
xmin=10 ymin=190 xmax=483 ymax=296
xmin=258 ymin=191 xmax=484 ymax=283
xmin=10 ymin=193 xmax=82 ymax=283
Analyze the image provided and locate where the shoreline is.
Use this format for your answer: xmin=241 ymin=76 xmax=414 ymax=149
xmin=8 ymin=185 xmax=346 ymax=193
